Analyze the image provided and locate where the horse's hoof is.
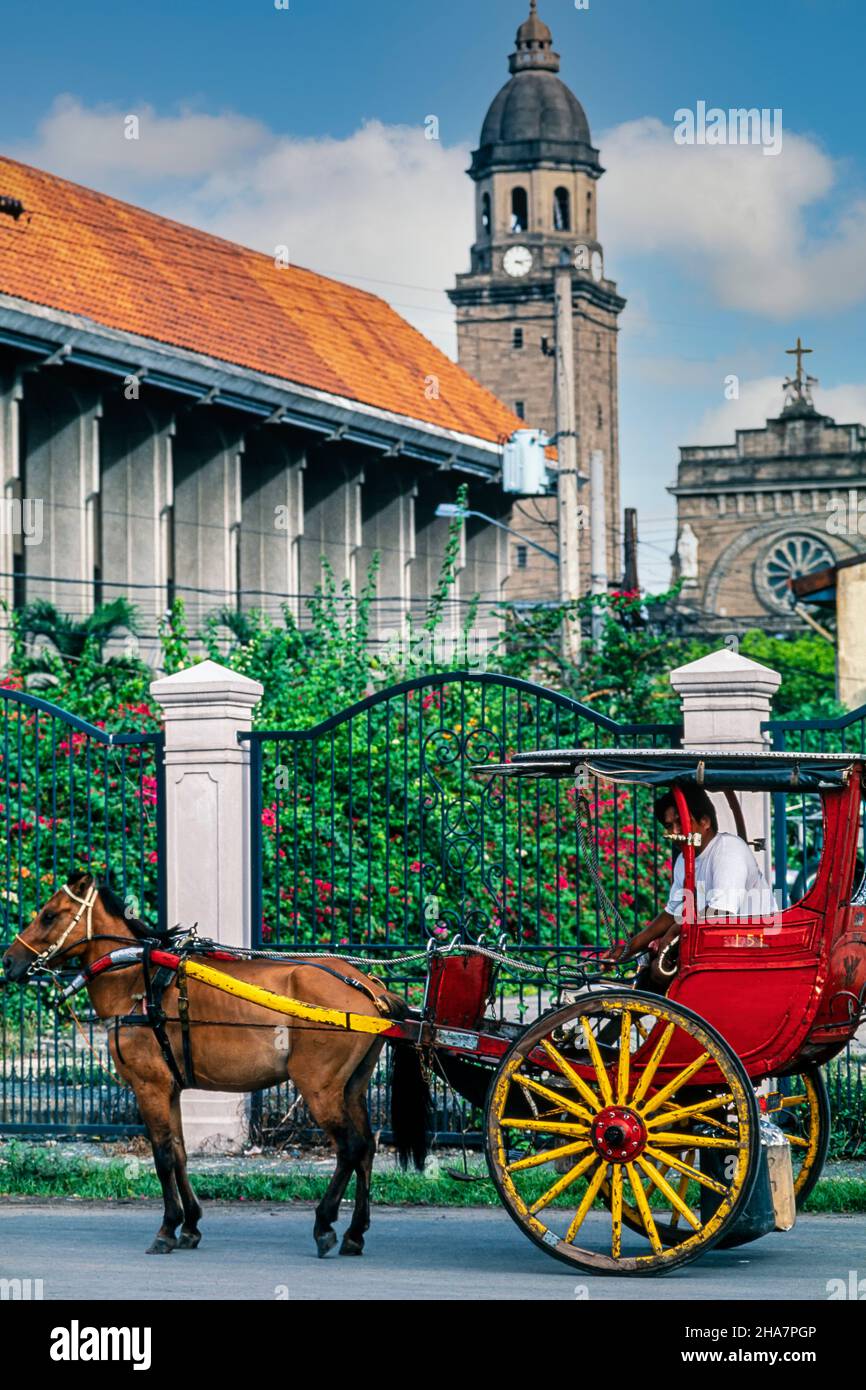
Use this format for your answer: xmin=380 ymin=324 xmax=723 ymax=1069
xmin=146 ymin=1237 xmax=176 ymax=1255
xmin=316 ymin=1231 xmax=337 ymax=1259
xmin=340 ymin=1237 xmax=364 ymax=1257
xmin=177 ymin=1231 xmax=201 ymax=1250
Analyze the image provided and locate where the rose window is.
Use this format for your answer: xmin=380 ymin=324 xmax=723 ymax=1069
xmin=761 ymin=533 xmax=834 ymax=609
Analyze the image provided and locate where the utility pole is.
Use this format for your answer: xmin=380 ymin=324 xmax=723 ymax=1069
xmin=589 ymin=449 xmax=607 ymax=646
xmin=623 ymin=507 xmax=639 ymax=592
xmin=554 ymin=257 xmax=581 ymax=665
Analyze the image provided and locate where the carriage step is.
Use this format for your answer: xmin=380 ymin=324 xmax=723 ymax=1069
xmin=700 ymin=1120 xmax=795 ymax=1248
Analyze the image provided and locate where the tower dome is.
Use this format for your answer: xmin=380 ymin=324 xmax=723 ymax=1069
xmin=472 ymin=3 xmax=601 ymax=178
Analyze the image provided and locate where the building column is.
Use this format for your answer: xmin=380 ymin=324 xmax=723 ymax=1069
xmin=669 ymin=648 xmax=782 ymax=884
xmin=240 ymin=428 xmax=305 ymax=621
xmin=463 ymin=488 xmax=509 ymax=643
xmin=100 ymin=396 xmax=174 ymax=664
xmin=358 ymin=461 xmax=415 ymax=642
xmin=299 ymin=451 xmax=363 ymax=613
xmin=150 ymin=658 xmax=263 ymax=1152
xmin=411 ymin=475 xmax=464 ymax=638
xmin=21 ymin=373 xmax=102 ymax=615
xmin=172 ymin=413 xmax=244 ymax=630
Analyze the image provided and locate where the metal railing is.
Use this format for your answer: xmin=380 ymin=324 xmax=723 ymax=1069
xmin=0 ymin=686 xmax=164 ymax=1134
xmin=241 ymin=670 xmax=682 ymax=1143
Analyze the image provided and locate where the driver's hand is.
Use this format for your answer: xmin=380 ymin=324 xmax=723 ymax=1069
xmin=599 ymin=940 xmax=627 ymax=968
xmin=657 ymin=924 xmax=680 ymax=952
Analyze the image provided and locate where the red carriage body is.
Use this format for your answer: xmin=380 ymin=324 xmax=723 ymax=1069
xmin=668 ymin=765 xmax=866 ymax=1078
xmin=466 ymin=749 xmax=866 ymax=1074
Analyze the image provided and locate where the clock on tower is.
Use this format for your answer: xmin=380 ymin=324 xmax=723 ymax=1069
xmin=449 ymin=1 xmax=626 ymax=601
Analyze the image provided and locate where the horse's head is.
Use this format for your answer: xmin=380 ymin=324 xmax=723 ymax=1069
xmin=2 ymin=871 xmax=101 ymax=982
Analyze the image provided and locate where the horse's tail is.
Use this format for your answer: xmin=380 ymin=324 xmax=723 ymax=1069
xmin=388 ymin=1040 xmax=432 ymax=1172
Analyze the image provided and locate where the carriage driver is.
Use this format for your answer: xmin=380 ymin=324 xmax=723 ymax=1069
xmin=602 ymin=782 xmax=777 ymax=989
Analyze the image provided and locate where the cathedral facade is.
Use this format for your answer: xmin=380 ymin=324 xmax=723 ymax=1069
xmin=449 ymin=2 xmax=625 ymax=601
xmin=671 ymin=346 xmax=866 ymax=633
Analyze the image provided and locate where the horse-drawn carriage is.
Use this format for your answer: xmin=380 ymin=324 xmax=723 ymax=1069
xmin=4 ymin=747 xmax=865 ymax=1275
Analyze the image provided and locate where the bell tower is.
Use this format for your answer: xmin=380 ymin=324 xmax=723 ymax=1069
xmin=449 ymin=1 xmax=625 ymax=600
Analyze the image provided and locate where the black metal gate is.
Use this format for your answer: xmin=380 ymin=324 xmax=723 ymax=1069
xmin=0 ymin=686 xmax=165 ymax=1134
xmin=764 ymin=702 xmax=866 ymax=906
xmin=241 ymin=670 xmax=681 ymax=1143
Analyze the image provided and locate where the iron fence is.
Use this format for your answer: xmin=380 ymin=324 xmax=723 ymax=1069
xmin=764 ymin=704 xmax=866 ymax=908
xmin=0 ymin=686 xmax=164 ymax=1134
xmin=241 ymin=670 xmax=682 ymax=1143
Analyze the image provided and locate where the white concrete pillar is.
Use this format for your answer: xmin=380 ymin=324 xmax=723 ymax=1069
xmin=669 ymin=648 xmax=782 ymax=884
xmin=150 ymin=658 xmax=263 ymax=1152
xmin=837 ymin=563 xmax=866 ymax=708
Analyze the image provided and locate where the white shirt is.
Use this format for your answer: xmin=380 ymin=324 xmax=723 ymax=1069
xmin=665 ymin=832 xmax=777 ymax=923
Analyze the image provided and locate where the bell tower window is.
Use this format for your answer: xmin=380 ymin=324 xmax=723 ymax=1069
xmin=586 ymin=189 xmax=593 ymax=230
xmin=510 ymin=187 xmax=529 ymax=233
xmin=481 ymin=192 xmax=491 ymax=235
xmin=553 ymin=187 xmax=571 ymax=231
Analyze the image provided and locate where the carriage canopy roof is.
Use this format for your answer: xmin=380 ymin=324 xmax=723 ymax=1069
xmin=475 ymin=747 xmax=863 ymax=792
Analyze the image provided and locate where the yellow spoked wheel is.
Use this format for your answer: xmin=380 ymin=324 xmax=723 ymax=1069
xmin=484 ymin=989 xmax=761 ymax=1276
xmin=765 ymin=1068 xmax=831 ymax=1206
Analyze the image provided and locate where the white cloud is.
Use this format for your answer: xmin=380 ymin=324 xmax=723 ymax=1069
xmin=15 ymin=95 xmax=271 ymax=183
xmin=601 ymin=116 xmax=866 ymax=316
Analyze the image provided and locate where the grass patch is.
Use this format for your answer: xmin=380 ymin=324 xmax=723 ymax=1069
xmin=800 ymin=1179 xmax=866 ymax=1214
xmin=2 ymin=1144 xmax=866 ymax=1213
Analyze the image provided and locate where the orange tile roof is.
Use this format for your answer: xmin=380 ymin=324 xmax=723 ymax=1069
xmin=0 ymin=156 xmax=522 ymax=446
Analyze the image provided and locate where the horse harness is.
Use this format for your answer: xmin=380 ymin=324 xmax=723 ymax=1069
xmin=112 ymin=948 xmax=386 ymax=1091
xmin=13 ymin=880 xmax=99 ymax=966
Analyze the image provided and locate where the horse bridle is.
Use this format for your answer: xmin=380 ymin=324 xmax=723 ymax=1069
xmin=12 ymin=881 xmax=100 ymax=973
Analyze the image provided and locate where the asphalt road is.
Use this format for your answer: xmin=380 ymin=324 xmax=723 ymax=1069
xmin=0 ymin=1203 xmax=862 ymax=1300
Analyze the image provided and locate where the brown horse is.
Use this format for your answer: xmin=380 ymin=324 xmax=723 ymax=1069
xmin=1 ymin=872 xmax=431 ymax=1256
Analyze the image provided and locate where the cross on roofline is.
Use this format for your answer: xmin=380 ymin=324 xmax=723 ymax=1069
xmin=786 ymin=336 xmax=812 ymax=391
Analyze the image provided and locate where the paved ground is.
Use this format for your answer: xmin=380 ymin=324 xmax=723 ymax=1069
xmin=0 ymin=1203 xmax=862 ymax=1300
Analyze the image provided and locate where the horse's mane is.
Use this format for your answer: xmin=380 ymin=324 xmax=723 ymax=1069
xmin=96 ymin=881 xmax=162 ymax=940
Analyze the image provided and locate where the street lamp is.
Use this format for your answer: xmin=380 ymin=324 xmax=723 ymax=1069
xmin=434 ymin=504 xmax=559 ymax=564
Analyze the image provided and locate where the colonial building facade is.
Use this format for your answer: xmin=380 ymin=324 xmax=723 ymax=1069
xmin=670 ymin=345 xmax=866 ymax=633
xmin=0 ymin=156 xmax=526 ymax=666
xmin=449 ymin=1 xmax=625 ymax=600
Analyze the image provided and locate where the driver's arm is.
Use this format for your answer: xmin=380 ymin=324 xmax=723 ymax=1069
xmin=604 ymin=910 xmax=676 ymax=961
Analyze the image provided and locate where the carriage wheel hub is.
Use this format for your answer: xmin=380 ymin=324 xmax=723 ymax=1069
xmin=591 ymin=1106 xmax=646 ymax=1162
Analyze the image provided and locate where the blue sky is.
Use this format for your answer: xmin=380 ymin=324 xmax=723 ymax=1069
xmin=3 ymin=0 xmax=865 ymax=587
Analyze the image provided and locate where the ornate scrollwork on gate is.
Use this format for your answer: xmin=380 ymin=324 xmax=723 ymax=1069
xmin=419 ymin=723 xmax=506 ymax=943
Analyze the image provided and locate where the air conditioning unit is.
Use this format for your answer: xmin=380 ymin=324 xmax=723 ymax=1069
xmin=502 ymin=429 xmax=553 ymax=496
